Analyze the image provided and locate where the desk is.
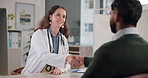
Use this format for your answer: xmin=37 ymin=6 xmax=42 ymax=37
xmin=0 ymin=69 xmax=85 ymax=78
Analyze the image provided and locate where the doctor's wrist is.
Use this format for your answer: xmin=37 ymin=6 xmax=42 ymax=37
xmin=66 ymin=55 xmax=70 ymax=62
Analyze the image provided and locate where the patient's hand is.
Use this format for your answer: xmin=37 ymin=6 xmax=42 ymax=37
xmin=73 ymin=55 xmax=84 ymax=67
xmin=66 ymin=55 xmax=84 ymax=67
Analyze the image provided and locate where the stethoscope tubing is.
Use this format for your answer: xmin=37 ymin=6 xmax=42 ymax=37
xmin=47 ymin=28 xmax=65 ymax=53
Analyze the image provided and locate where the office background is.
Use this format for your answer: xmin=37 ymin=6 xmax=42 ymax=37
xmin=0 ymin=0 xmax=148 ymax=75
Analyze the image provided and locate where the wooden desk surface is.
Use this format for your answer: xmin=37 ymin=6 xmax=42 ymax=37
xmin=0 ymin=69 xmax=85 ymax=78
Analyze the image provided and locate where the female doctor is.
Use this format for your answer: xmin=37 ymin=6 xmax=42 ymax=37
xmin=21 ymin=5 xmax=80 ymax=75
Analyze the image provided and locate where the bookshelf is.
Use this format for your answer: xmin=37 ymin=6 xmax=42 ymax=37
xmin=69 ymin=46 xmax=93 ymax=57
xmin=7 ymin=29 xmax=22 ymax=75
xmin=8 ymin=29 xmax=22 ymax=49
xmin=69 ymin=46 xmax=80 ymax=55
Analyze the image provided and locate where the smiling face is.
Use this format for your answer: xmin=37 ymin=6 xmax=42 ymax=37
xmin=50 ymin=8 xmax=66 ymax=29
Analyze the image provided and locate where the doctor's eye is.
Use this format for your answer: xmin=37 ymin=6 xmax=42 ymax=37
xmin=56 ymin=13 xmax=60 ymax=16
xmin=63 ymin=15 xmax=66 ymax=19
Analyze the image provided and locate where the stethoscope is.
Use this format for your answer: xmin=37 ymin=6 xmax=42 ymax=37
xmin=47 ymin=28 xmax=65 ymax=53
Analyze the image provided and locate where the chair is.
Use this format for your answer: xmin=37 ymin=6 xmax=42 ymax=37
xmin=124 ymin=73 xmax=148 ymax=78
xmin=11 ymin=67 xmax=24 ymax=75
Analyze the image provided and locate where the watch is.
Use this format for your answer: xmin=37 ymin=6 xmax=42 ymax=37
xmin=45 ymin=64 xmax=55 ymax=72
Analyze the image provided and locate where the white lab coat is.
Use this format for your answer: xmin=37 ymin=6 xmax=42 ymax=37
xmin=21 ymin=29 xmax=70 ymax=74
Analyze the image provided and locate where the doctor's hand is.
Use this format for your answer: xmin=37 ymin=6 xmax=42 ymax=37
xmin=66 ymin=55 xmax=84 ymax=67
xmin=72 ymin=55 xmax=84 ymax=67
xmin=49 ymin=68 xmax=63 ymax=75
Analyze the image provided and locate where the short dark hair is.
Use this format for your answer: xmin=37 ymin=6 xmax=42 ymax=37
xmin=111 ymin=0 xmax=142 ymax=26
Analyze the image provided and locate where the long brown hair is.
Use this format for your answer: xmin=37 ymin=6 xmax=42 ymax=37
xmin=35 ymin=5 xmax=69 ymax=39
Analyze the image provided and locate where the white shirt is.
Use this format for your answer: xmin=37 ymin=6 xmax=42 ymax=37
xmin=112 ymin=27 xmax=138 ymax=40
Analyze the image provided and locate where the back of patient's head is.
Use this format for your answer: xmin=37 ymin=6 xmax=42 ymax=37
xmin=111 ymin=0 xmax=142 ymax=26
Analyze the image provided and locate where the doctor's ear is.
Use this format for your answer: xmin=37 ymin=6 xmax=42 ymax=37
xmin=49 ymin=15 xmax=52 ymax=20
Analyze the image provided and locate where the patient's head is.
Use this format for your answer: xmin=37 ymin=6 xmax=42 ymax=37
xmin=111 ymin=0 xmax=142 ymax=26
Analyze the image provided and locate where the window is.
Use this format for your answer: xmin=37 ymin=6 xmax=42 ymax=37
xmin=85 ymin=0 xmax=94 ymax=9
xmin=85 ymin=23 xmax=93 ymax=32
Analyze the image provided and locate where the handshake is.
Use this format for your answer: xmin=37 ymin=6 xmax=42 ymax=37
xmin=66 ymin=55 xmax=84 ymax=67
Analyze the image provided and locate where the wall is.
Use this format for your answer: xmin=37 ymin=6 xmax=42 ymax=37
xmin=0 ymin=0 xmax=45 ymax=29
xmin=93 ymin=14 xmax=114 ymax=53
xmin=137 ymin=10 xmax=148 ymax=41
